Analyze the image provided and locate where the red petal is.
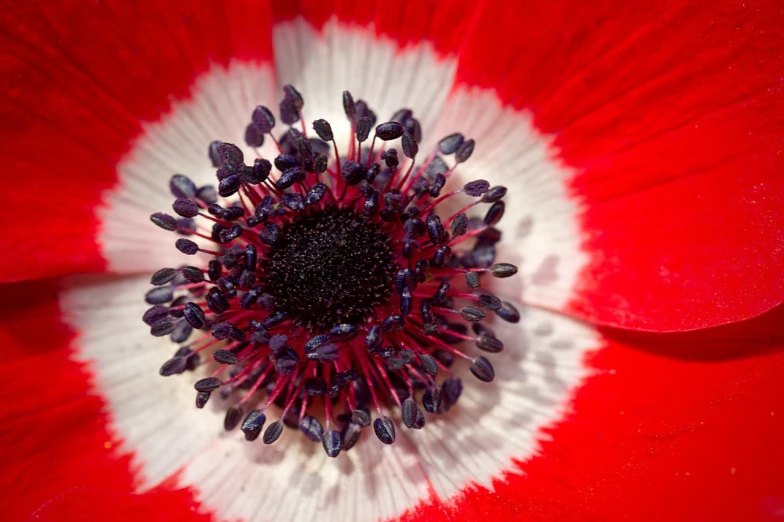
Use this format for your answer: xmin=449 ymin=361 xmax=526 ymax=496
xmin=399 ymin=305 xmax=784 ymax=521
xmin=0 ymin=280 xmax=207 ymax=520
xmin=270 ymin=0 xmax=481 ymax=54
xmin=0 ymin=1 xmax=274 ymax=282
xmin=29 ymin=487 xmax=209 ymax=522
xmin=449 ymin=0 xmax=784 ymax=330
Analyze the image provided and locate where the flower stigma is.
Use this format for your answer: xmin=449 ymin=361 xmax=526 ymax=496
xmin=142 ymin=85 xmax=520 ymax=457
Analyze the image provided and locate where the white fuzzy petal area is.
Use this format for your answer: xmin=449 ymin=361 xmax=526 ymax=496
xmin=83 ymin=19 xmax=595 ymax=522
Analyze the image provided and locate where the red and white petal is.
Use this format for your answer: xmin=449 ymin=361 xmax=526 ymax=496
xmin=447 ymin=0 xmax=784 ymax=331
xmin=51 ymin=12 xmax=601 ymax=521
xmin=0 ymin=0 xmax=275 ymax=282
xmin=0 ymin=280 xmax=207 ymax=521
xmin=4 ymin=1 xmax=783 ymax=521
xmin=60 ymin=273 xmax=598 ymax=521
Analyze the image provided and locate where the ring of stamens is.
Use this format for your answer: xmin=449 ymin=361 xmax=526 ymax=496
xmin=142 ymin=85 xmax=519 ymax=457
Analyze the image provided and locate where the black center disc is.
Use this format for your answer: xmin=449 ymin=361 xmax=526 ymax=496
xmin=263 ymin=207 xmax=397 ymax=330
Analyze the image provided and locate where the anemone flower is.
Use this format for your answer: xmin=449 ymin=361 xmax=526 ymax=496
xmin=2 ymin=1 xmax=783 ymax=521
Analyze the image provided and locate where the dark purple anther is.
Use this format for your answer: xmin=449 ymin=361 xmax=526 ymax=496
xmin=341 ymin=160 xmax=366 ymax=186
xmin=431 ymin=244 xmax=452 ymax=269
xmin=451 ymin=213 xmax=468 ymax=237
xmin=244 ymin=123 xmax=264 ymax=148
xmin=283 ymin=84 xmax=304 ymax=112
xmin=218 ymin=174 xmax=242 ymax=197
xmin=438 ymin=133 xmax=464 ymax=155
xmin=170 ymin=174 xmax=197 ymax=199
xmin=175 ymin=239 xmax=199 ymax=255
xmin=250 ymin=158 xmax=272 ymax=184
xmin=312 ymin=119 xmax=334 ymax=141
xmin=375 ymin=121 xmax=405 ymax=141
xmin=430 ymin=174 xmax=446 ymax=198
xmin=342 ymin=90 xmax=356 ymax=119
xmin=484 ymin=201 xmax=505 ymax=226
xmin=306 ymin=183 xmax=327 ymax=205
xmin=172 ymin=198 xmax=200 ymax=218
xmin=252 ymin=105 xmax=276 ymax=133
xmin=150 ymin=267 xmax=177 ymax=286
xmin=373 ymin=416 xmax=396 ymax=444
xmin=426 ymin=215 xmax=445 ymax=244
xmin=401 ymin=132 xmax=418 ymax=159
xmin=464 ymin=180 xmax=490 ymax=197
xmin=455 ymin=138 xmax=475 ymax=163
xmin=470 ymin=356 xmax=495 ymax=382
xmin=356 ymin=116 xmax=372 ymax=143
xmin=150 ymin=212 xmax=178 ymax=231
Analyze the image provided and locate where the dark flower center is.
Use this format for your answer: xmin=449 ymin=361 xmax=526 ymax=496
xmin=264 ymin=207 xmax=397 ymax=330
xmin=142 ymin=84 xmax=520 ymax=458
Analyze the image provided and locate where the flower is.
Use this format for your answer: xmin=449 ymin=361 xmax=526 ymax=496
xmin=1 ymin=1 xmax=783 ymax=521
